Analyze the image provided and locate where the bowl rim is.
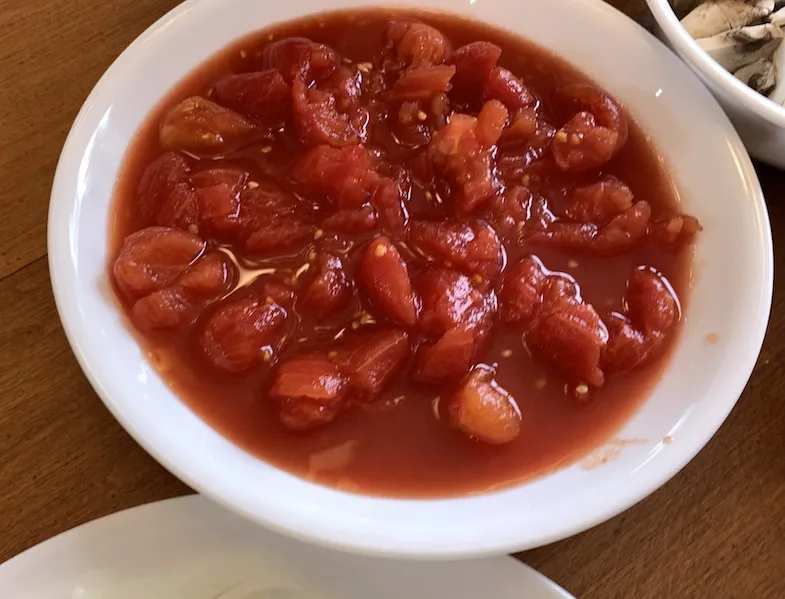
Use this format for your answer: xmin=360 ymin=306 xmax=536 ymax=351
xmin=48 ymin=0 xmax=774 ymax=558
xmin=646 ymin=0 xmax=785 ymax=127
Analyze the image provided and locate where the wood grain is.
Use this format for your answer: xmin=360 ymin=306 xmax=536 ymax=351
xmin=0 ymin=0 xmax=184 ymax=279
xmin=0 ymin=0 xmax=782 ymax=597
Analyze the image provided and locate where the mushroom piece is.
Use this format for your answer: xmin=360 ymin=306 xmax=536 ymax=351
xmin=696 ymin=23 xmax=784 ymax=72
xmin=673 ymin=0 xmax=710 ymax=18
xmin=734 ymin=57 xmax=778 ymax=93
xmin=771 ymin=4 xmax=785 ymax=26
xmin=673 ymin=0 xmax=785 ymax=103
xmin=681 ymin=0 xmax=774 ymax=39
xmin=768 ymin=35 xmax=785 ymax=103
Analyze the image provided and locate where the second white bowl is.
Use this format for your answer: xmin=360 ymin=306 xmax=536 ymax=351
xmin=647 ymin=0 xmax=785 ymax=169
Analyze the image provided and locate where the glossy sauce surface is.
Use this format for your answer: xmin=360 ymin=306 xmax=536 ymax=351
xmin=110 ymin=9 xmax=695 ymax=497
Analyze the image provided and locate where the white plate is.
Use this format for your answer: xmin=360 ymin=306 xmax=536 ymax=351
xmin=0 ymin=495 xmax=574 ymax=599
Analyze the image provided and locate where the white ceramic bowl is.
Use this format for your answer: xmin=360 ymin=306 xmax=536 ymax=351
xmin=647 ymin=0 xmax=785 ymax=169
xmin=49 ymin=0 xmax=773 ymax=559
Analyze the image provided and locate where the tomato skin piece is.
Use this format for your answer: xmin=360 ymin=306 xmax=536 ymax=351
xmin=292 ymin=145 xmax=381 ymax=209
xmin=200 ymin=296 xmax=287 ymax=374
xmin=301 ymin=253 xmax=353 ymax=319
xmin=564 ymin=176 xmax=634 ymax=226
xmin=428 ymin=103 xmax=506 ymax=214
xmin=131 ymin=287 xmax=197 ymax=331
xmin=391 ymin=65 xmax=456 ymax=101
xmin=270 ymin=354 xmax=348 ymax=431
xmin=137 ymin=152 xmax=199 ymax=230
xmin=213 ymin=70 xmax=291 ymax=126
xmin=450 ymin=41 xmax=502 ymax=101
xmin=262 ymin=37 xmax=339 ymax=84
xmin=332 ymin=329 xmax=410 ymax=400
xmin=499 ymin=256 xmax=547 ymax=325
xmin=361 ymin=237 xmax=418 ymax=328
xmin=484 ymin=67 xmax=535 ymax=110
xmin=626 ymin=268 xmax=679 ymax=334
xmin=112 ymin=227 xmax=205 ymax=301
xmin=602 ymin=268 xmax=680 ymax=373
xmin=409 ymin=219 xmax=506 ymax=284
xmin=414 ymin=326 xmax=476 ymax=384
xmin=386 ymin=21 xmax=450 ymax=67
xmin=526 ymin=292 xmax=607 ymax=387
xmin=292 ymin=78 xmax=360 ymax=148
xmin=551 ymin=84 xmax=629 ymax=174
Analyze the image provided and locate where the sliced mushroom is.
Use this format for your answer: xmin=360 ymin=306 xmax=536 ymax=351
xmin=770 ymin=4 xmax=785 ymax=26
xmin=734 ymin=57 xmax=778 ymax=93
xmin=673 ymin=0 xmax=709 ymax=19
xmin=681 ymin=0 xmax=774 ymax=39
xmin=768 ymin=39 xmax=785 ymax=103
xmin=696 ymin=23 xmax=784 ymax=72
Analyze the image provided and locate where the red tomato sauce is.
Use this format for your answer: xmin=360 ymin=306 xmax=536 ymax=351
xmin=109 ymin=9 xmax=698 ymax=497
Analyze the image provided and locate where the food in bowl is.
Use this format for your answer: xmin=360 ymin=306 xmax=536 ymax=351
xmin=673 ymin=0 xmax=785 ymax=103
xmin=108 ymin=8 xmax=700 ymax=498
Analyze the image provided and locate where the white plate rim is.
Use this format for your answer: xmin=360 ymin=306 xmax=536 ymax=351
xmin=0 ymin=495 xmax=576 ymax=599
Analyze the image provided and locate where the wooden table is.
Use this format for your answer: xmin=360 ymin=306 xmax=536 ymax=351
xmin=0 ymin=0 xmax=782 ymax=596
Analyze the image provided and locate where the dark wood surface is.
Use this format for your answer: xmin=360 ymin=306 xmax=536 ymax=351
xmin=0 ymin=1 xmax=782 ymax=596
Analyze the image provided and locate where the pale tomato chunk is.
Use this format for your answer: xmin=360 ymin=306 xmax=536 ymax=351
xmin=551 ymin=84 xmax=628 ymax=174
xmin=653 ymin=215 xmax=702 ymax=249
xmin=160 ymin=97 xmax=256 ymax=153
xmin=448 ymin=366 xmax=521 ymax=445
xmin=551 ymin=112 xmax=619 ymax=174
